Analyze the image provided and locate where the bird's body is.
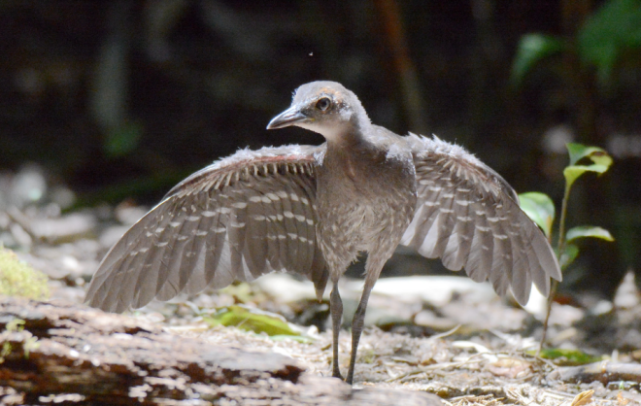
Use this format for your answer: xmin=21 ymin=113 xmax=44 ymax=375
xmin=86 ymin=81 xmax=561 ymax=384
xmin=315 ymin=125 xmax=417 ymax=283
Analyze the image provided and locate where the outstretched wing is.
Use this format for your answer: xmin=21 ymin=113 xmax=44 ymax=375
xmin=86 ymin=145 xmax=328 ymax=313
xmin=401 ymin=134 xmax=561 ymax=305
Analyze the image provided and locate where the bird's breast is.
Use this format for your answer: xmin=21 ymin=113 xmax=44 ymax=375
xmin=314 ymin=147 xmax=417 ymax=257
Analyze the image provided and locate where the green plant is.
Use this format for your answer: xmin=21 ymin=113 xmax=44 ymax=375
xmin=518 ymin=143 xmax=614 ymax=349
xmin=511 ymin=0 xmax=641 ymax=87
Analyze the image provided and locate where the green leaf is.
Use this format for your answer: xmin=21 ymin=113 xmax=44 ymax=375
xmin=563 ymin=143 xmax=613 ymax=189
xmin=532 ymin=348 xmax=603 ymax=366
xmin=558 ymin=243 xmax=579 ymax=270
xmin=511 ymin=34 xmax=566 ymax=87
xmin=578 ymin=0 xmax=641 ymax=84
xmin=566 ymin=143 xmax=613 ymax=167
xmin=563 ymin=164 xmax=610 ymax=189
xmin=202 ymin=305 xmax=302 ymax=337
xmin=518 ymin=192 xmax=555 ymax=238
xmin=566 ymin=225 xmax=615 ymax=243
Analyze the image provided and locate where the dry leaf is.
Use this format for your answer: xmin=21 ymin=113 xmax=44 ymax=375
xmin=617 ymin=391 xmax=631 ymax=405
xmin=571 ymin=389 xmax=594 ymax=406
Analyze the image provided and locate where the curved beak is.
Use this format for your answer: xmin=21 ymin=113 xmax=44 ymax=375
xmin=266 ymin=105 xmax=308 ymax=130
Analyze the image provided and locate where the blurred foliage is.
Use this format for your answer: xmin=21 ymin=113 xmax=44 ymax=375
xmin=104 ymin=121 xmax=144 ymax=158
xmin=0 ymin=247 xmax=50 ymax=300
xmin=511 ymin=34 xmax=566 ymax=88
xmin=0 ymin=0 xmax=592 ymax=201
xmin=512 ymin=0 xmax=641 ymax=88
xmin=578 ymin=0 xmax=641 ymax=84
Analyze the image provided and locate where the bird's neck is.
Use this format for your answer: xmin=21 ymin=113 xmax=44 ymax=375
xmin=324 ymin=114 xmax=374 ymax=149
xmin=324 ymin=120 xmax=383 ymax=177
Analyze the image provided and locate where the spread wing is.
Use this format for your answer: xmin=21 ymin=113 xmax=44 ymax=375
xmin=401 ymin=134 xmax=561 ymax=304
xmin=86 ymin=145 xmax=328 ymax=313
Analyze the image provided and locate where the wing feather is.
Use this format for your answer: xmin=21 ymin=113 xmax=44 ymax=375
xmin=204 ymin=208 xmax=228 ymax=287
xmin=244 ymin=189 xmax=268 ymax=275
xmin=404 ymin=134 xmax=561 ymax=304
xmin=86 ymin=145 xmax=327 ymax=311
xmin=465 ymin=206 xmax=494 ymax=283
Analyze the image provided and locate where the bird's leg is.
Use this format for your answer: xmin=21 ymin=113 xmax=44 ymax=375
xmin=345 ymin=262 xmax=383 ymax=384
xmin=330 ymin=280 xmax=344 ymax=379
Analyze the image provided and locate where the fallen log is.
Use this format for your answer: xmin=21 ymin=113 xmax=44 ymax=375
xmin=0 ymin=297 xmax=441 ymax=405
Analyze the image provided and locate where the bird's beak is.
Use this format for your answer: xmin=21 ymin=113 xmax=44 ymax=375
xmin=266 ymin=105 xmax=308 ymax=130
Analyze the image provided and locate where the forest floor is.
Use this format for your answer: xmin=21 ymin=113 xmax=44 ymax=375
xmin=2 ymin=199 xmax=641 ymax=405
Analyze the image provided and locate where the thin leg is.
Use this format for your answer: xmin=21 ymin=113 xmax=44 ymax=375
xmin=345 ymin=266 xmax=381 ymax=384
xmin=330 ymin=281 xmax=343 ymax=379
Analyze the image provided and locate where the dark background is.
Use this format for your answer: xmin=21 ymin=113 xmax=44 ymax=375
xmin=1 ymin=0 xmax=640 ymax=299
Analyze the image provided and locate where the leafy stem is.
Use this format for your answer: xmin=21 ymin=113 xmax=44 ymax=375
xmin=518 ymin=143 xmax=614 ymax=352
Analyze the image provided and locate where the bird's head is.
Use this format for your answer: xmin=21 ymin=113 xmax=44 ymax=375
xmin=267 ymin=81 xmax=370 ymax=142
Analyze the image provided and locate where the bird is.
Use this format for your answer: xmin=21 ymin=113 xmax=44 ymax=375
xmin=85 ymin=80 xmax=562 ymax=384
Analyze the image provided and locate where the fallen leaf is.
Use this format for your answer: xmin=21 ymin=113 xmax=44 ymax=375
xmin=571 ymin=389 xmax=594 ymax=406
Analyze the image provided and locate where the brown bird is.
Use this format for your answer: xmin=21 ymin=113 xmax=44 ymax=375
xmin=86 ymin=81 xmax=561 ymax=384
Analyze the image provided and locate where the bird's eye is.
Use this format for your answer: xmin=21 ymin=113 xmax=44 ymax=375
xmin=316 ymin=97 xmax=331 ymax=111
